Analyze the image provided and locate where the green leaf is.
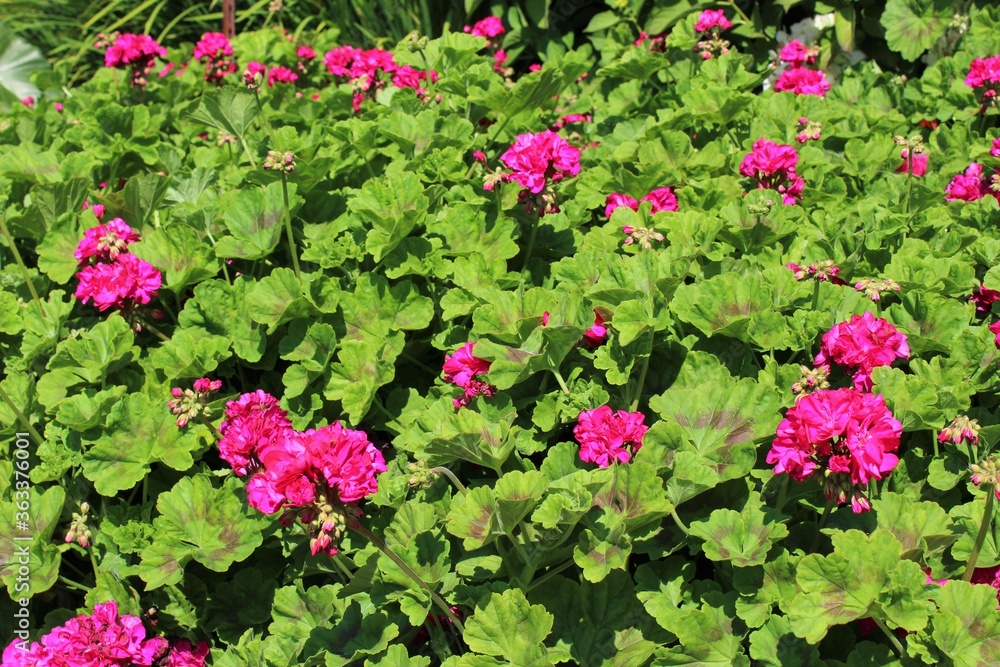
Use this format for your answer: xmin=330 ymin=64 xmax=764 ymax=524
xmin=349 ymin=172 xmax=428 ymax=263
xmin=37 ymin=314 xmax=138 ymax=408
xmin=671 ymin=272 xmax=771 ymax=341
xmin=873 ymin=492 xmax=956 ymax=561
xmin=131 ymin=224 xmax=219 ymax=294
xmin=0 ymin=485 xmax=64 ymax=598
xmin=930 ymin=580 xmax=1000 ymax=666
xmin=529 ymin=570 xmax=656 ymax=667
xmin=267 ymin=583 xmax=342 ymax=662
xmin=649 ymin=355 xmax=781 ymax=484
xmin=149 ymin=328 xmax=232 ymax=380
xmin=215 ymin=182 xmax=296 ymax=260
xmin=324 ymin=332 xmax=404 ymax=423
xmin=139 ymin=475 xmax=266 ymax=588
xmin=183 ymin=86 xmax=259 ymax=137
xmin=82 ymin=393 xmax=203 ymax=495
xmin=786 ymin=529 xmax=929 ymax=643
xmin=177 ymin=278 xmax=266 ymax=362
xmin=653 ymin=601 xmax=748 ymax=666
xmin=246 ymin=268 xmax=335 ymax=329
xmin=0 ymin=22 xmax=48 ymax=106
xmin=463 ymin=589 xmax=555 ymax=666
xmin=880 ymin=0 xmax=952 ymax=62
xmin=311 ymin=599 xmax=399 ymax=666
xmin=446 ymin=471 xmax=547 ymax=550
xmin=689 ymin=489 xmax=789 ymax=567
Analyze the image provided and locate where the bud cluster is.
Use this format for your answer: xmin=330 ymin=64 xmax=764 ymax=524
xmin=64 ymin=502 xmax=92 ymax=549
xmin=263 ymin=150 xmax=296 ymax=173
xmin=854 ymin=278 xmax=901 ymax=302
xmin=622 ymin=225 xmax=665 ymax=249
xmin=407 ymin=460 xmax=440 ymax=489
xmin=796 ymin=117 xmax=822 ymax=143
xmin=167 ymin=378 xmax=222 ymax=428
xmin=792 ymin=365 xmax=830 ymax=397
xmin=938 ymin=415 xmax=981 ymax=446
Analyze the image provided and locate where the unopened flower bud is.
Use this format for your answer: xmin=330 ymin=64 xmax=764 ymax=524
xmin=939 ymin=415 xmax=981 ymax=446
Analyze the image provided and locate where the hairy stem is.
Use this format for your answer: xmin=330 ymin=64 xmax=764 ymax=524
xmin=280 ymin=173 xmax=301 ymax=279
xmin=352 ymin=525 xmax=465 ymax=633
xmin=431 ymin=467 xmax=467 ymax=495
xmin=0 ymin=382 xmax=43 ymax=444
xmin=874 ymin=617 xmax=905 ymax=657
xmin=670 ymin=508 xmax=690 ymax=536
xmin=963 ymin=487 xmax=995 ymax=582
xmin=0 ymin=214 xmax=44 ymax=312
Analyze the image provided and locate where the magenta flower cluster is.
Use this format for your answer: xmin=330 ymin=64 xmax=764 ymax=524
xmin=323 ymin=46 xmax=437 ymax=111
xmin=192 ymin=32 xmax=236 ymax=84
xmin=774 ymin=39 xmax=830 ymax=97
xmin=739 ymin=138 xmax=806 ymax=204
xmin=218 ymin=390 xmax=386 ymax=556
xmin=574 ymin=406 xmax=648 ymax=468
xmin=443 ymin=342 xmax=496 ymax=408
xmin=74 ymin=219 xmax=162 ymax=313
xmin=767 ymin=388 xmax=902 ymax=513
xmin=604 ymin=187 xmax=679 ymax=218
xmin=103 ymin=33 xmax=167 ymax=87
xmin=814 ymin=311 xmax=910 ymax=391
xmin=2 ymin=601 xmax=208 ymax=667
xmin=491 ymin=130 xmax=581 ymax=215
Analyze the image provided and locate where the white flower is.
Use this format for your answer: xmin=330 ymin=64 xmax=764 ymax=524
xmin=813 ymin=13 xmax=836 ymax=31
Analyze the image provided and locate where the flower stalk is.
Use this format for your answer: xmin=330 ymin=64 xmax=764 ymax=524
xmin=352 ymin=524 xmax=465 ymax=633
xmin=963 ymin=484 xmax=995 ymax=581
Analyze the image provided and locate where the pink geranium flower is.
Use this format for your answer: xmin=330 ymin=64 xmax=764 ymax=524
xmin=583 ymin=310 xmax=608 ymax=347
xmin=814 ymin=311 xmax=910 ymax=391
xmin=466 ymin=16 xmax=505 ymax=39
xmin=945 ymin=163 xmax=1000 ymax=203
xmin=990 ymin=320 xmax=1000 ymax=348
xmin=218 ymin=390 xmax=294 ymax=476
xmin=3 ymin=601 xmax=169 ymax=667
xmin=992 ymin=138 xmax=1000 ymax=157
xmin=642 ymin=187 xmax=679 ymax=213
xmin=739 ymin=138 xmax=807 ymax=204
xmin=497 ymin=130 xmax=581 ymax=215
xmin=694 ymin=9 xmax=732 ymax=32
xmin=895 ymin=149 xmax=927 ymax=176
xmin=74 ymin=218 xmax=141 ymax=265
xmin=971 ymin=284 xmax=1000 ymax=312
xmin=605 ymin=193 xmax=639 ymax=218
xmin=767 ymin=388 xmax=901 ymax=512
xmin=966 ymin=56 xmax=1000 ymax=110
xmin=267 ymin=65 xmax=298 ymax=87
xmin=164 ymin=639 xmax=210 ymax=667
xmin=104 ymin=33 xmax=167 ymax=87
xmin=74 ymin=253 xmax=162 ymax=312
xmin=574 ymin=406 xmax=648 ymax=467
xmin=774 ymin=67 xmax=831 ymax=97
xmin=297 ymin=45 xmax=317 ymax=61
xmin=443 ymin=342 xmax=496 ymax=408
xmin=779 ymin=39 xmax=816 ymax=67
xmin=193 ymin=32 xmax=236 ymax=84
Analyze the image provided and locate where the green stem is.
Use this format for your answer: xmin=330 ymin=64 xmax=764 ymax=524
xmin=963 ymin=486 xmax=995 ymax=582
xmin=811 ymin=279 xmax=820 ymax=311
xmin=352 ymin=525 xmax=465 ymax=634
xmin=527 ymin=558 xmax=576 ymax=591
xmin=331 ymin=554 xmax=355 ymax=582
xmin=629 ymin=333 xmax=654 ymax=412
xmin=905 ymin=155 xmax=913 ymax=215
xmin=431 ymin=467 xmax=467 ymax=495
xmin=141 ymin=319 xmax=171 ymax=342
xmin=775 ymin=475 xmax=789 ymax=514
xmin=58 ymin=575 xmax=93 ymax=593
xmin=238 ymin=135 xmax=258 ymax=169
xmin=932 ymin=429 xmax=939 ymax=458
xmin=552 ymin=370 xmax=571 ymax=394
xmin=670 ymin=508 xmax=690 ymax=536
xmin=0 ymin=213 xmax=44 ymax=312
xmin=873 ymin=617 xmax=905 ymax=657
xmin=811 ymin=498 xmax=835 ymax=553
xmin=521 ymin=214 xmax=540 ymax=273
xmin=280 ymin=173 xmax=301 ymax=279
xmin=0 ymin=382 xmax=43 ymax=444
